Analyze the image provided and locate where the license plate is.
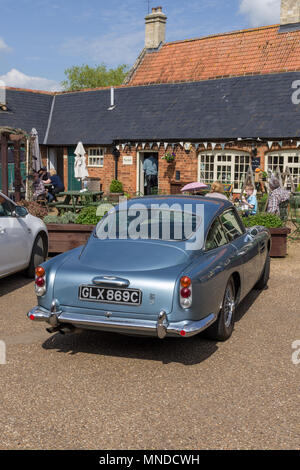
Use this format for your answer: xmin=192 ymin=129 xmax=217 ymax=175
xmin=78 ymin=285 xmax=142 ymax=306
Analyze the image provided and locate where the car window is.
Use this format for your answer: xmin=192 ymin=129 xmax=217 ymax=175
xmin=0 ymin=197 xmax=13 ymax=217
xmin=205 ymin=218 xmax=228 ymax=251
xmin=220 ymin=209 xmax=244 ymax=241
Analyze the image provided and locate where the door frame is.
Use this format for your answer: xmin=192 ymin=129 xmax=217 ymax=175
xmin=136 ymin=151 xmax=159 ymax=196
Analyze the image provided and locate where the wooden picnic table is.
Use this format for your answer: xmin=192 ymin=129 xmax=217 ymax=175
xmin=49 ymin=190 xmax=103 ymax=213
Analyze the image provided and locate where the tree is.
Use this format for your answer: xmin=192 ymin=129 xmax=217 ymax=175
xmin=61 ymin=63 xmax=129 ymax=91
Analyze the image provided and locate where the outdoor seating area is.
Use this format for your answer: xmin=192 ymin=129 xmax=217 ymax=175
xmin=48 ymin=189 xmax=104 ymax=214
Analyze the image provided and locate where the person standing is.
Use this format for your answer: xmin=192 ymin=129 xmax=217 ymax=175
xmin=267 ymin=176 xmax=290 ymax=216
xmin=143 ymin=154 xmax=158 ymax=196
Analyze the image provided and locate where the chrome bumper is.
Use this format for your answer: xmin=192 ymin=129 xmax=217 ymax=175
xmin=27 ymin=306 xmax=216 ymax=339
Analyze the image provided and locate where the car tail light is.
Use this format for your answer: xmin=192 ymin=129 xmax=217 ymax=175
xmin=35 ymin=266 xmax=46 ymax=296
xmin=180 ymin=276 xmax=192 ymax=309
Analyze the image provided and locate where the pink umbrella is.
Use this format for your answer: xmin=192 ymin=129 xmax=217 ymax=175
xmin=181 ymin=182 xmax=208 ymax=192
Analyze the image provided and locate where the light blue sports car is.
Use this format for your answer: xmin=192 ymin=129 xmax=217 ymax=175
xmin=28 ymin=196 xmax=271 ymax=341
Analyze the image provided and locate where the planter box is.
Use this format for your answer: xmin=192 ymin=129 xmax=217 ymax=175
xmin=269 ymin=227 xmax=291 ymax=258
xmin=47 ymin=223 xmax=95 ymax=253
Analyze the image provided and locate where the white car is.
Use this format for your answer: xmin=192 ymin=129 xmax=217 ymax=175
xmin=0 ymin=191 xmax=48 ymax=279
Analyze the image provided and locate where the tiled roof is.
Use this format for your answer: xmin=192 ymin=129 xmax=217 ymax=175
xmin=0 ymin=89 xmax=53 ymax=141
xmin=46 ymin=72 xmax=300 ymax=144
xmin=127 ymin=25 xmax=300 ymax=86
xmin=2 ymin=72 xmax=300 ymax=145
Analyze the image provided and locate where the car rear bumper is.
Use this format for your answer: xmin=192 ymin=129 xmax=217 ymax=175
xmin=27 ymin=306 xmax=216 ymax=339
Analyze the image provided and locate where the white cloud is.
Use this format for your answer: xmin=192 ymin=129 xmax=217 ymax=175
xmin=0 ymin=68 xmax=62 ymax=91
xmin=239 ymin=0 xmax=281 ymax=27
xmin=0 ymin=38 xmax=12 ymax=53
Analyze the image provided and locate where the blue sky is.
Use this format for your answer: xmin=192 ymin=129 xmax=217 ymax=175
xmin=0 ymin=0 xmax=281 ymax=91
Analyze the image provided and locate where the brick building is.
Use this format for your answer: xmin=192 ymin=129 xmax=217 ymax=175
xmin=1 ymin=0 xmax=300 ymax=195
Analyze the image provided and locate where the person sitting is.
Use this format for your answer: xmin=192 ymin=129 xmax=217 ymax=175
xmin=32 ymin=172 xmax=47 ymax=201
xmin=242 ymin=184 xmax=257 ymax=215
xmin=267 ymin=176 xmax=290 ymax=216
xmin=44 ymin=169 xmax=64 ymax=202
xmin=38 ymin=166 xmax=51 ymax=182
xmin=205 ymin=182 xmax=228 ymax=201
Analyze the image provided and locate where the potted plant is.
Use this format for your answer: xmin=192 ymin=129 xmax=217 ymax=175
xmin=108 ymin=179 xmax=124 ymax=202
xmin=243 ymin=213 xmax=291 ymax=257
xmin=162 ymin=152 xmax=176 ymax=163
xmin=44 ymin=207 xmax=102 ymax=253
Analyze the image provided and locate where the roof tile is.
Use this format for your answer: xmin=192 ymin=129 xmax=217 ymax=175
xmin=128 ymin=25 xmax=300 ymax=85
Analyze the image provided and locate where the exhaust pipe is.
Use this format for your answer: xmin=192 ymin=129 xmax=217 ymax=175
xmin=46 ymin=325 xmax=76 ymax=335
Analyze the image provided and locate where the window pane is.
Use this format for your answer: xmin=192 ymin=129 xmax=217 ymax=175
xmin=221 ymin=210 xmax=244 ymax=241
xmin=205 ymin=219 xmax=228 ymax=251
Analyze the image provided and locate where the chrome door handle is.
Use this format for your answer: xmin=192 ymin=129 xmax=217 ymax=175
xmin=0 ymin=227 xmax=6 ymax=234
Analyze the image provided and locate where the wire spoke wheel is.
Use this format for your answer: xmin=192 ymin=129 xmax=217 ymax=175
xmin=224 ymin=284 xmax=235 ymax=328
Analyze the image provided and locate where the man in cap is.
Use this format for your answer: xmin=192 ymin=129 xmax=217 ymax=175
xmin=267 ymin=176 xmax=290 ymax=216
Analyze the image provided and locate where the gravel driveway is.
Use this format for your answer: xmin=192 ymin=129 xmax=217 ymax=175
xmin=0 ymin=242 xmax=300 ymax=450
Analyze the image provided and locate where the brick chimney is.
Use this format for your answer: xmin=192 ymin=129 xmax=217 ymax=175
xmin=281 ymin=0 xmax=300 ymax=25
xmin=145 ymin=6 xmax=167 ymax=49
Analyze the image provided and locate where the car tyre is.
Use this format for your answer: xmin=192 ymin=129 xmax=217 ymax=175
xmin=205 ymin=278 xmax=236 ymax=342
xmin=26 ymin=234 xmax=46 ymax=278
xmin=255 ymin=253 xmax=270 ymax=290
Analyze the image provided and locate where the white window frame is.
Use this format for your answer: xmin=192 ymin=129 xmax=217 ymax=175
xmin=267 ymin=150 xmax=300 ymax=186
xmin=198 ymin=150 xmax=251 ymax=192
xmin=88 ymin=147 xmax=105 ymax=167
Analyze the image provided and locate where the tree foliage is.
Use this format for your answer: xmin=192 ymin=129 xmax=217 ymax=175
xmin=61 ymin=63 xmax=129 ymax=91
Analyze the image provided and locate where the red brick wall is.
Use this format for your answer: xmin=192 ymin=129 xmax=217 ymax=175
xmin=46 ymin=141 xmax=300 ymax=196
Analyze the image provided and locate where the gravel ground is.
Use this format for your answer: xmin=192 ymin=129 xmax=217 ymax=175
xmin=0 ymin=242 xmax=300 ymax=450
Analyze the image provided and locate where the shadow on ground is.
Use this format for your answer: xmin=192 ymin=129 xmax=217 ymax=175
xmin=42 ymin=288 xmax=264 ymax=365
xmin=0 ymin=273 xmax=32 ymax=297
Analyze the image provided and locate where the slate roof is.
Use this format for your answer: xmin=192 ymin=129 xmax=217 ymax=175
xmin=0 ymin=88 xmax=53 ymax=142
xmin=46 ymin=71 xmax=300 ymax=144
xmin=1 ymin=71 xmax=300 ymax=145
xmin=127 ymin=24 xmax=300 ymax=86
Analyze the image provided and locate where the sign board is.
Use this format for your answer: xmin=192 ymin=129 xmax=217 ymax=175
xmin=251 ymin=157 xmax=261 ymax=171
xmin=123 ymin=156 xmax=133 ymax=165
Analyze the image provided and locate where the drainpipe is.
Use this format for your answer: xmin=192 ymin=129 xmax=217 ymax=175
xmin=112 ymin=144 xmax=120 ymax=180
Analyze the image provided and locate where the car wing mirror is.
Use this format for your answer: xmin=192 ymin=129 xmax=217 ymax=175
xmin=12 ymin=206 xmax=28 ymax=218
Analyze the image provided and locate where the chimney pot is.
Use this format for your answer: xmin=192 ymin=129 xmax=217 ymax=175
xmin=145 ymin=6 xmax=167 ymax=49
xmin=280 ymin=0 xmax=300 ymax=25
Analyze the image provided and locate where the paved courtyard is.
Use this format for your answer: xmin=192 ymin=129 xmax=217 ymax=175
xmin=0 ymin=241 xmax=300 ymax=450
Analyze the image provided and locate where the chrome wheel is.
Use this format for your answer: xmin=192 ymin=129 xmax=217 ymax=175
xmin=224 ymin=284 xmax=235 ymax=328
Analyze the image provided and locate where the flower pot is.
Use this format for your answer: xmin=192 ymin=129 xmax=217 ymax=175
xmin=269 ymin=227 xmax=291 ymax=257
xmin=47 ymin=223 xmax=95 ymax=253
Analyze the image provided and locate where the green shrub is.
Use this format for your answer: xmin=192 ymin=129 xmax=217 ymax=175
xmin=243 ymin=213 xmax=283 ymax=229
xmin=109 ymin=179 xmax=123 ymax=193
xmin=43 ymin=211 xmax=77 ymax=225
xmin=75 ymin=206 xmax=102 ymax=225
xmin=296 ymin=184 xmax=300 ymax=192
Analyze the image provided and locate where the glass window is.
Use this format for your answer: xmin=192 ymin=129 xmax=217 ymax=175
xmin=205 ymin=218 xmax=228 ymax=251
xmin=220 ymin=209 xmax=244 ymax=241
xmin=198 ymin=152 xmax=250 ymax=190
xmin=0 ymin=196 xmax=13 ymax=217
xmin=96 ymin=209 xmax=202 ymax=241
xmin=88 ymin=148 xmax=105 ymax=167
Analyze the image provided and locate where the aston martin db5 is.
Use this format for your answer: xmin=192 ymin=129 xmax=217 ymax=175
xmin=28 ymin=196 xmax=270 ymax=341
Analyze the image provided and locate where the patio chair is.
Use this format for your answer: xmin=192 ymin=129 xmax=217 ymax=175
xmin=279 ymin=199 xmax=289 ymax=223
